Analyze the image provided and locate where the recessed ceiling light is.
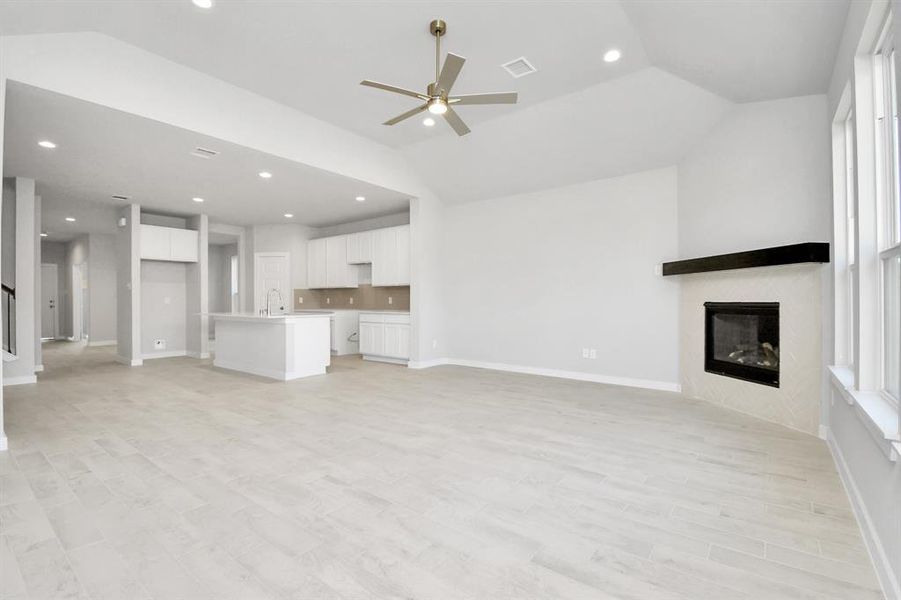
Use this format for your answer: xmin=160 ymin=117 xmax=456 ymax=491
xmin=38 ymin=140 xmax=57 ymax=149
xmin=192 ymin=197 xmax=204 ymax=203
xmin=192 ymin=0 xmax=213 ymax=8
xmin=284 ymin=213 xmax=293 ymax=218
xmin=259 ymin=171 xmax=272 ymax=179
xmin=65 ymin=217 xmax=76 ymax=222
xmin=603 ymin=49 xmax=622 ymax=63
xmin=422 ymin=117 xmax=435 ymax=127
xmin=40 ymin=232 xmax=48 ymax=237
xmin=355 ymin=196 xmax=366 ymax=202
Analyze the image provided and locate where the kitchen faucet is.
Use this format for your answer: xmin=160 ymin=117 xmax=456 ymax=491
xmin=264 ymin=288 xmax=284 ymax=317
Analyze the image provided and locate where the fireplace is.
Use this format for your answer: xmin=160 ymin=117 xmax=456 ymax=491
xmin=704 ymin=302 xmax=779 ymax=387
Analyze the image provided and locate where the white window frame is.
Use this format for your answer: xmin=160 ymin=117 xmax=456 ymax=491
xmin=872 ymin=15 xmax=900 ymax=408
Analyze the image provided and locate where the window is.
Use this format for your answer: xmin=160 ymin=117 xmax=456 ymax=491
xmin=845 ymin=112 xmax=857 ymax=369
xmin=873 ymin=18 xmax=900 ymax=405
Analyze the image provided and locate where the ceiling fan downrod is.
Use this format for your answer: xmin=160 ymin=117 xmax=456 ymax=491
xmin=430 ymin=19 xmax=446 ymax=87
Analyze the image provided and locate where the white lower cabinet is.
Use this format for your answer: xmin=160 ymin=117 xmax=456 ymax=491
xmin=359 ymin=312 xmax=410 ymax=363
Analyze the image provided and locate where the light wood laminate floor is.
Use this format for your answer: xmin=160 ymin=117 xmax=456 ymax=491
xmin=1 ymin=341 xmax=882 ymax=600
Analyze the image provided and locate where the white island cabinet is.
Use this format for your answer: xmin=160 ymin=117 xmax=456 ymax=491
xmin=210 ymin=312 xmax=332 ymax=380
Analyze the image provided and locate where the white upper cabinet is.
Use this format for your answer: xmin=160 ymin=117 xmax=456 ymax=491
xmin=346 ymin=230 xmax=373 ymax=264
xmin=326 ymin=235 xmax=357 ymax=288
xmin=170 ymin=228 xmax=200 ymax=262
xmin=306 ymin=238 xmax=328 ymax=289
xmin=372 ymin=225 xmax=410 ymax=286
xmin=139 ymin=224 xmax=198 ymax=262
xmin=307 ymin=225 xmax=409 ymax=289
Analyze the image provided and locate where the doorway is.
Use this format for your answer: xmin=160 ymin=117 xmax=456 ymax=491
xmin=40 ymin=264 xmax=59 ymax=339
xmin=253 ymin=252 xmax=290 ymax=314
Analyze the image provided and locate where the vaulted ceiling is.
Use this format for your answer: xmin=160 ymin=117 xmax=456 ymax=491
xmin=0 ymin=0 xmax=851 ymax=208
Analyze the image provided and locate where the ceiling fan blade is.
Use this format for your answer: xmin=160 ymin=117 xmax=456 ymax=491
xmin=437 ymin=53 xmax=466 ymax=95
xmin=360 ymin=80 xmax=429 ymax=101
xmin=383 ymin=104 xmax=428 ymax=126
xmin=449 ymin=92 xmax=518 ymax=105
xmin=443 ymin=107 xmax=471 ymax=136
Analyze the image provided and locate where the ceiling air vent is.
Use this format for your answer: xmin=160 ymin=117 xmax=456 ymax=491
xmin=501 ymin=56 xmax=537 ymax=79
xmin=111 ymin=194 xmax=130 ymax=201
xmin=191 ymin=147 xmax=219 ymax=159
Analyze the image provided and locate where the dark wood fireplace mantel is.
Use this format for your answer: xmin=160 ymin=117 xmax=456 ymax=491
xmin=662 ymin=242 xmax=830 ymax=276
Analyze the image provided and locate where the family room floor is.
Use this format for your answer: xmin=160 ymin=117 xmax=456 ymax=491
xmin=0 ymin=341 xmax=883 ymax=599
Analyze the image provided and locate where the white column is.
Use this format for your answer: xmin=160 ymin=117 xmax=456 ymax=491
xmin=4 ymin=178 xmax=37 ymax=385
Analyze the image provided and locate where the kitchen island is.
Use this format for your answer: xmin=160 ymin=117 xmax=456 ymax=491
xmin=209 ymin=311 xmax=332 ymax=380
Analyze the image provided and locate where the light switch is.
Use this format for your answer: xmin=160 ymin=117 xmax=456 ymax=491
xmin=388 ymin=296 xmax=393 ymax=305
xmin=582 ymin=348 xmax=590 ymax=359
xmin=298 ymin=296 xmax=303 ymax=304
xmin=349 ymin=297 xmax=354 ymax=305
xmin=326 ymin=297 xmax=330 ymax=304
xmin=589 ymin=348 xmax=597 ymax=359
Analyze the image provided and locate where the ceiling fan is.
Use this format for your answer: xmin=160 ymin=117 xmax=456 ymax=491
xmin=360 ymin=19 xmax=518 ymax=136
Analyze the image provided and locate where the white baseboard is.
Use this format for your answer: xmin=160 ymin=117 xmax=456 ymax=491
xmin=435 ymin=358 xmax=681 ymax=393
xmin=114 ymin=355 xmax=143 ymax=367
xmin=2 ymin=375 xmax=37 ymax=386
xmin=88 ymin=340 xmax=117 ymax=347
xmin=408 ymin=358 xmax=450 ymax=369
xmin=363 ymin=355 xmax=409 ymax=366
xmin=142 ymin=350 xmax=187 ymax=360
xmin=34 ymin=364 xmax=44 ymax=373
xmin=827 ymin=430 xmax=900 ymax=600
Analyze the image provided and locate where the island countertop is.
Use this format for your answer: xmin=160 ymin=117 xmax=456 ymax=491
xmin=207 ymin=311 xmax=333 ymax=323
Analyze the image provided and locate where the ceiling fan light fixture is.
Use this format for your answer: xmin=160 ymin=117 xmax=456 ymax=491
xmin=427 ymin=98 xmax=448 ymax=115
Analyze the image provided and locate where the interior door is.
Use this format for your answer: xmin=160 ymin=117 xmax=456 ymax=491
xmin=254 ymin=252 xmax=290 ymax=314
xmin=40 ymin=264 xmax=58 ymax=339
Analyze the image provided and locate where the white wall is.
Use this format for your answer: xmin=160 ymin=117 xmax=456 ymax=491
xmin=141 ymin=261 xmax=186 ymax=358
xmin=185 ymin=214 xmax=208 ymax=359
xmin=116 ymin=204 xmax=141 ymax=365
xmin=677 ymin=94 xmax=831 ymax=258
xmin=87 ymin=234 xmax=116 ymax=344
xmin=440 ymin=167 xmax=680 ymax=389
xmin=66 ymin=235 xmax=89 ymax=339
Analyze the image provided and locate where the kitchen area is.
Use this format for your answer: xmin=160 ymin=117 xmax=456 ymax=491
xmin=208 ymin=214 xmax=412 ymax=380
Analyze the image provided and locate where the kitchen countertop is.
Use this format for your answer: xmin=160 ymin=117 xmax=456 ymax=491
xmin=208 ymin=311 xmax=333 ymax=322
xmin=294 ymin=309 xmax=410 ymax=314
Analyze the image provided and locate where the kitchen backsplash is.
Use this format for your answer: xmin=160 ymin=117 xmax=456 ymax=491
xmin=294 ymin=284 xmax=410 ymax=311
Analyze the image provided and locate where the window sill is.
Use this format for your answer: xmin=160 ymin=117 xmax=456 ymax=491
xmin=828 ymin=365 xmax=900 ymax=462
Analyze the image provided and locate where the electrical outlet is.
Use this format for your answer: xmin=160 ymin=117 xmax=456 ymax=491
xmin=154 ymin=339 xmax=166 ymax=350
xmin=589 ymin=348 xmax=597 ymax=359
xmin=298 ymin=296 xmax=303 ymax=304
xmin=388 ymin=296 xmax=393 ymax=305
xmin=349 ymin=297 xmax=354 ymax=305
xmin=164 ymin=296 xmax=171 ymax=305
xmin=326 ymin=297 xmax=330 ymax=304
xmin=581 ymin=348 xmax=590 ymax=359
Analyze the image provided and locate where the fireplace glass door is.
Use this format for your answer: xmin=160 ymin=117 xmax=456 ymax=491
xmin=704 ymin=302 xmax=779 ymax=387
